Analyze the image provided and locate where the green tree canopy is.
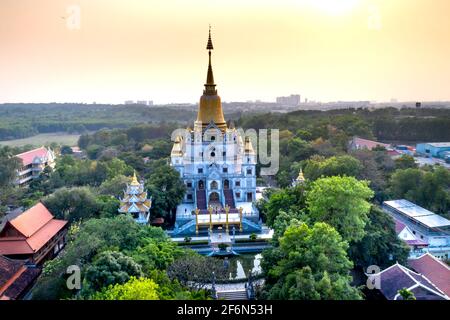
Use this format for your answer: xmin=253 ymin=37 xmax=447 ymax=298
xmin=306 ymin=176 xmax=374 ymax=242
xmin=91 ymin=277 xmax=159 ymax=300
xmin=262 ymin=222 xmax=361 ymax=300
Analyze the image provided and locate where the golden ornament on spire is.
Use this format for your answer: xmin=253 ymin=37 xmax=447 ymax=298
xmin=130 ymin=170 xmax=140 ymax=186
xmin=195 ymin=25 xmax=227 ymax=132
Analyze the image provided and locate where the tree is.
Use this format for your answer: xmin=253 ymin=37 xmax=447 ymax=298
xmin=167 ymin=253 xmax=227 ymax=291
xmin=91 ymin=277 xmax=159 ymax=300
xmin=262 ymin=222 xmax=361 ymax=300
xmin=303 ymin=155 xmax=363 ymax=181
xmin=43 ymin=187 xmax=101 ymax=222
xmin=348 ymin=206 xmax=410 ymax=269
xmin=306 ymin=176 xmax=374 ymax=242
xmin=394 ymin=155 xmax=417 ymax=170
xmin=32 ymin=216 xmax=154 ymax=299
xmin=98 ymin=175 xmax=130 ymax=198
xmin=388 ymin=167 xmax=450 ymax=216
xmin=0 ymin=147 xmax=22 ymax=187
xmin=60 ymin=145 xmax=73 ymax=155
xmin=261 ymin=185 xmax=307 ymax=227
xmin=398 ymin=288 xmax=416 ymax=300
xmin=146 ymin=163 xmax=186 ymax=224
xmin=84 ymin=251 xmax=143 ymax=292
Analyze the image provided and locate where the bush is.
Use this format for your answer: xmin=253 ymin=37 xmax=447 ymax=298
xmin=249 ymin=233 xmax=258 ymax=241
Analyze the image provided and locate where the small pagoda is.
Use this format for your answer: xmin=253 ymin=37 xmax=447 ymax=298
xmin=118 ymin=172 xmax=152 ymax=224
xmin=292 ymin=168 xmax=306 ymax=187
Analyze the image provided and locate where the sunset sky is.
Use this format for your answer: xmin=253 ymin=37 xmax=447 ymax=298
xmin=1 ymin=0 xmax=450 ymax=104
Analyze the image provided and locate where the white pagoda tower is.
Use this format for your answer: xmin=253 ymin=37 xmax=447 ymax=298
xmin=118 ymin=172 xmax=152 ymax=224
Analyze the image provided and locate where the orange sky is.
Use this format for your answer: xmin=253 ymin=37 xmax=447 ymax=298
xmin=1 ymin=0 xmax=450 ymax=104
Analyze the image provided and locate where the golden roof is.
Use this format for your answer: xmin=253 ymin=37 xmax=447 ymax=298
xmin=244 ymin=136 xmax=255 ymax=154
xmin=195 ymin=26 xmax=227 ymax=132
xmin=296 ymin=168 xmax=305 ymax=182
xmin=130 ymin=171 xmax=140 ymax=186
xmin=171 ymin=135 xmax=183 ymax=156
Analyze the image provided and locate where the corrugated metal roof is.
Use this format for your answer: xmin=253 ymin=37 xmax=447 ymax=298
xmin=383 ymin=199 xmax=450 ymax=228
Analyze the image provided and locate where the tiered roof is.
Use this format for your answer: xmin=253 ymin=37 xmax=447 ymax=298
xmin=0 ymin=203 xmax=68 ymax=257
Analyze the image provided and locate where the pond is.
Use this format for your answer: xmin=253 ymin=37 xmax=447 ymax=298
xmin=219 ymin=253 xmax=262 ymax=280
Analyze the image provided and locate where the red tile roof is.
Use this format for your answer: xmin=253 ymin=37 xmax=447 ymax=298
xmin=408 ymin=253 xmax=450 ymax=297
xmin=9 ymin=203 xmax=54 ymax=237
xmin=0 ymin=203 xmax=67 ymax=256
xmin=352 ymin=137 xmax=391 ymax=150
xmin=15 ymin=147 xmax=49 ymax=166
xmin=0 ymin=256 xmax=40 ymax=300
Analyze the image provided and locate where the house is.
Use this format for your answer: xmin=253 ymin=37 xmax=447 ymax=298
xmin=348 ymin=136 xmax=391 ymax=151
xmin=0 ymin=255 xmax=41 ymax=300
xmin=15 ymin=147 xmax=55 ymax=186
xmin=408 ymin=253 xmax=450 ymax=298
xmin=416 ymin=142 xmax=450 ymax=159
xmin=370 ymin=263 xmax=449 ymax=300
xmin=394 ymin=219 xmax=428 ymax=257
xmin=383 ymin=199 xmax=450 ymax=260
xmin=0 ymin=203 xmax=68 ymax=264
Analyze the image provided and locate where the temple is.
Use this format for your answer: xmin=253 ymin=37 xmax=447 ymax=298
xmin=118 ymin=172 xmax=152 ymax=224
xmin=171 ymin=28 xmax=261 ymax=237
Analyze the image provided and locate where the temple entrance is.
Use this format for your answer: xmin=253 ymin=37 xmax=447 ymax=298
xmin=209 ymin=192 xmax=221 ymax=209
xmin=198 ymin=180 xmax=205 ymax=190
xmin=223 ymin=179 xmax=230 ymax=189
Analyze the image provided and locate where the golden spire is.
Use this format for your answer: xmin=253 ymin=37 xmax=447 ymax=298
xmin=131 ymin=170 xmax=139 ymax=186
xmin=195 ymin=25 xmax=227 ymax=132
xmin=296 ymin=168 xmax=305 ymax=183
xmin=204 ymin=25 xmax=216 ymax=95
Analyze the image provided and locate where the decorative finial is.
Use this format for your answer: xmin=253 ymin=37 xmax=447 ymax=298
xmin=207 ymin=25 xmax=214 ymax=50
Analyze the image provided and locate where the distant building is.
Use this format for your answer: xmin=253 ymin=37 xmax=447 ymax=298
xmin=394 ymin=219 xmax=428 ymax=256
xmin=118 ymin=172 xmax=152 ymax=224
xmin=382 ymin=199 xmax=450 ymax=260
xmin=348 ymin=136 xmax=391 ymax=151
xmin=416 ymin=142 xmax=450 ymax=159
xmin=276 ymin=94 xmax=301 ymax=106
xmin=0 ymin=255 xmax=41 ymax=300
xmin=370 ymin=262 xmax=449 ymax=300
xmin=70 ymin=146 xmax=85 ymax=159
xmin=124 ymin=100 xmax=134 ymax=105
xmin=15 ymin=147 xmax=55 ymax=186
xmin=408 ymin=253 xmax=450 ymax=298
xmin=416 ymin=102 xmax=422 ymax=108
xmin=0 ymin=203 xmax=68 ymax=264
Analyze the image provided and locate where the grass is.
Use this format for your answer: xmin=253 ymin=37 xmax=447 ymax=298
xmin=0 ymin=133 xmax=80 ymax=147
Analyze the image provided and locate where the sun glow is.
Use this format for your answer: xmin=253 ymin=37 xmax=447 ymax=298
xmin=309 ymin=0 xmax=360 ymax=15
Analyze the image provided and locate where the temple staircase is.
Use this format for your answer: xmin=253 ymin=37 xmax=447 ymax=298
xmin=223 ymin=189 xmax=235 ymax=208
xmin=196 ymin=189 xmax=207 ymax=210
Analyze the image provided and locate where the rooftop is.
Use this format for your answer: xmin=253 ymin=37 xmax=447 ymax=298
xmin=0 ymin=203 xmax=68 ymax=257
xmin=408 ymin=253 xmax=450 ymax=297
xmin=374 ymin=263 xmax=448 ymax=300
xmin=15 ymin=147 xmax=50 ymax=166
xmin=383 ymin=199 xmax=450 ymax=229
xmin=423 ymin=142 xmax=450 ymax=148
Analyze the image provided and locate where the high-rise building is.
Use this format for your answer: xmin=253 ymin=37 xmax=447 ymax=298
xmin=276 ymin=94 xmax=301 ymax=106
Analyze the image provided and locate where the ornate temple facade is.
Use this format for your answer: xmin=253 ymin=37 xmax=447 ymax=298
xmin=118 ymin=172 xmax=152 ymax=224
xmin=170 ymin=29 xmax=261 ymax=237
